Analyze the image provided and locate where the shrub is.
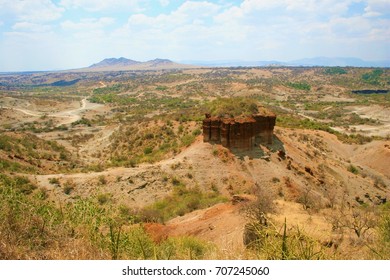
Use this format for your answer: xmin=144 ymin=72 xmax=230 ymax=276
xmin=374 ymin=205 xmax=390 ymax=258
xmin=245 ymin=183 xmax=276 ymax=222
xmin=143 ymin=147 xmax=153 ymax=155
xmin=145 ymin=186 xmax=227 ymax=222
xmin=246 ymin=219 xmax=327 ymax=260
xmin=287 ymin=82 xmax=311 ymax=91
xmin=206 ymin=97 xmax=260 ymax=117
xmin=97 ymin=193 xmax=111 ymax=205
xmin=348 ymin=164 xmax=359 ymax=174
xmin=63 ymin=180 xmax=75 ymax=195
xmin=49 ymin=177 xmax=60 ymax=186
xmin=181 ymin=134 xmax=195 ymax=147
xmin=98 ymin=175 xmax=107 ymax=185
xmin=324 ymin=67 xmax=347 ymax=75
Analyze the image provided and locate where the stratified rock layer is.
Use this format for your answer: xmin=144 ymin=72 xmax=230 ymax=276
xmin=203 ymin=110 xmax=276 ymax=151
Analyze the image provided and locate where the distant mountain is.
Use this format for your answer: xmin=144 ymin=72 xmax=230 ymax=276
xmin=89 ymin=57 xmax=140 ymax=68
xmin=180 ymin=60 xmax=283 ymax=67
xmin=289 ymin=57 xmax=390 ymax=67
xmin=78 ymin=57 xmax=196 ymax=72
xmin=73 ymin=56 xmax=390 ymax=72
xmin=142 ymin=58 xmax=177 ymax=68
xmin=148 ymin=58 xmax=173 ymax=65
xmin=182 ymin=57 xmax=390 ymax=68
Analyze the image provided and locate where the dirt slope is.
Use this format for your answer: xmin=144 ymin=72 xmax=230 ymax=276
xmin=30 ymin=127 xmax=389 ymax=258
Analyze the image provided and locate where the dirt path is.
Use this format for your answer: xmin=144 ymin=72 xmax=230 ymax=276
xmin=2 ymin=98 xmax=103 ymax=125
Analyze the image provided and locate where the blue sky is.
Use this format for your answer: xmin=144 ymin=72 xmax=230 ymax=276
xmin=0 ymin=0 xmax=389 ymax=71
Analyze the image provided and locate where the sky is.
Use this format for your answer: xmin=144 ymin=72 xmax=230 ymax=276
xmin=0 ymin=0 xmax=389 ymax=71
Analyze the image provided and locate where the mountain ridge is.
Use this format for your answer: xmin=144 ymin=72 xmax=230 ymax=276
xmin=181 ymin=57 xmax=390 ymax=68
xmin=89 ymin=57 xmax=141 ymax=68
xmin=84 ymin=57 xmax=191 ymax=71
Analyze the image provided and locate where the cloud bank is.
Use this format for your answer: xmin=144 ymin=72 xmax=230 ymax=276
xmin=0 ymin=0 xmax=388 ymax=71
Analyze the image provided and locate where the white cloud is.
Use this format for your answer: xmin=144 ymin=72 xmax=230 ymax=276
xmin=1 ymin=0 xmax=389 ymax=71
xmin=0 ymin=0 xmax=64 ymax=22
xmin=12 ymin=22 xmax=52 ymax=33
xmin=59 ymin=0 xmax=144 ymax=12
xmin=128 ymin=1 xmax=221 ymax=28
xmin=364 ymin=0 xmax=390 ymax=17
xmin=61 ymin=17 xmax=115 ymax=31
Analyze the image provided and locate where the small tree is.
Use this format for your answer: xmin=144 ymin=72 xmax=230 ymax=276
xmin=329 ymin=206 xmax=377 ymax=239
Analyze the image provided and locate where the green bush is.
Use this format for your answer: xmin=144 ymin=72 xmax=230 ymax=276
xmin=49 ymin=177 xmax=60 ymax=186
xmin=63 ymin=180 xmax=75 ymax=195
xmin=362 ymin=69 xmax=383 ymax=85
xmin=206 ymin=97 xmax=260 ymax=117
xmin=324 ymin=67 xmax=347 ymax=75
xmin=145 ymin=186 xmax=227 ymax=222
xmin=143 ymin=147 xmax=153 ymax=155
xmin=375 ymin=205 xmax=390 ymax=259
xmin=246 ymin=220 xmax=327 ymax=260
xmin=181 ymin=134 xmax=196 ymax=147
xmin=287 ymin=82 xmax=311 ymax=91
xmin=348 ymin=164 xmax=359 ymax=174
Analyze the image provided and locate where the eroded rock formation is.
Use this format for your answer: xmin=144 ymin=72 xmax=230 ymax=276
xmin=203 ymin=109 xmax=276 ymax=151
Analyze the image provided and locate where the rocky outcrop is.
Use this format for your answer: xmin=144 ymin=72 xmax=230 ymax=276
xmin=203 ymin=110 xmax=276 ymax=151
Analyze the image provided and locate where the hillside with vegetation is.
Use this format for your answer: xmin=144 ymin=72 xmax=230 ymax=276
xmin=0 ymin=66 xmax=389 ymax=259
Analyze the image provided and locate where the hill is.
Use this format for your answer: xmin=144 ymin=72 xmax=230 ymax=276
xmin=88 ymin=57 xmax=140 ymax=68
xmin=79 ymin=57 xmax=197 ymax=72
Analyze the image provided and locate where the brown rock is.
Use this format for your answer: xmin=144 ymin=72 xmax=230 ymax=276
xmin=202 ymin=110 xmax=276 ymax=151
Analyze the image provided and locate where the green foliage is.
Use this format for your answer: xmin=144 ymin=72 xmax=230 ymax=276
xmin=0 ymin=174 xmax=66 ymax=259
xmin=192 ymin=128 xmax=202 ymax=136
xmin=206 ymin=97 xmax=260 ymax=117
xmin=333 ymin=132 xmax=374 ymax=145
xmin=374 ymin=204 xmax=390 ymax=259
xmin=92 ymin=84 xmax=126 ymax=95
xmin=361 ymin=69 xmax=384 ymax=85
xmin=143 ymin=147 xmax=153 ymax=155
xmin=0 ymin=159 xmax=36 ymax=173
xmin=0 ymin=174 xmax=37 ymax=195
xmin=181 ymin=134 xmax=196 ymax=147
xmin=97 ymin=193 xmax=111 ymax=205
xmin=146 ymin=186 xmax=227 ymax=222
xmin=247 ymin=220 xmax=327 ymax=260
xmin=276 ymin=114 xmax=376 ymax=144
xmin=276 ymin=114 xmax=332 ymax=131
xmin=0 ymin=173 xmax=212 ymax=260
xmin=63 ymin=180 xmax=75 ymax=195
xmin=89 ymin=94 xmax=136 ymax=104
xmin=348 ymin=164 xmax=359 ymax=174
xmin=71 ymin=117 xmax=92 ymax=127
xmin=323 ymin=67 xmax=347 ymax=75
xmin=0 ymin=133 xmax=72 ymax=173
xmin=287 ymin=82 xmax=311 ymax=91
xmin=98 ymin=175 xmax=107 ymax=185
xmin=156 ymin=85 xmax=168 ymax=91
xmin=109 ymin=120 xmax=200 ymax=166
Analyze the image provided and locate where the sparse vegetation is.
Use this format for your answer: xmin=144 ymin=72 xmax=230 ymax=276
xmin=1 ymin=66 xmax=389 ymax=260
xmin=348 ymin=164 xmax=359 ymax=174
xmin=361 ymin=69 xmax=384 ymax=85
xmin=145 ymin=185 xmax=227 ymax=222
xmin=0 ymin=174 xmax=213 ymax=260
xmin=287 ymin=81 xmax=311 ymax=91
xmin=206 ymin=97 xmax=260 ymax=117
xmin=324 ymin=67 xmax=347 ymax=75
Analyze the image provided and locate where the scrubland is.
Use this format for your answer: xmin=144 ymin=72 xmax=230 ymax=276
xmin=0 ymin=67 xmax=389 ymax=259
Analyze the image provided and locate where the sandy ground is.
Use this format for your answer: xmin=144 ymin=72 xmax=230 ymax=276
xmin=29 ymin=127 xmax=389 ymax=255
xmin=1 ymin=98 xmax=103 ymax=126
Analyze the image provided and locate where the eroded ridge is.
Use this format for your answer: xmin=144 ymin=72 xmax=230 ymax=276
xmin=203 ymin=108 xmax=276 ymax=151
